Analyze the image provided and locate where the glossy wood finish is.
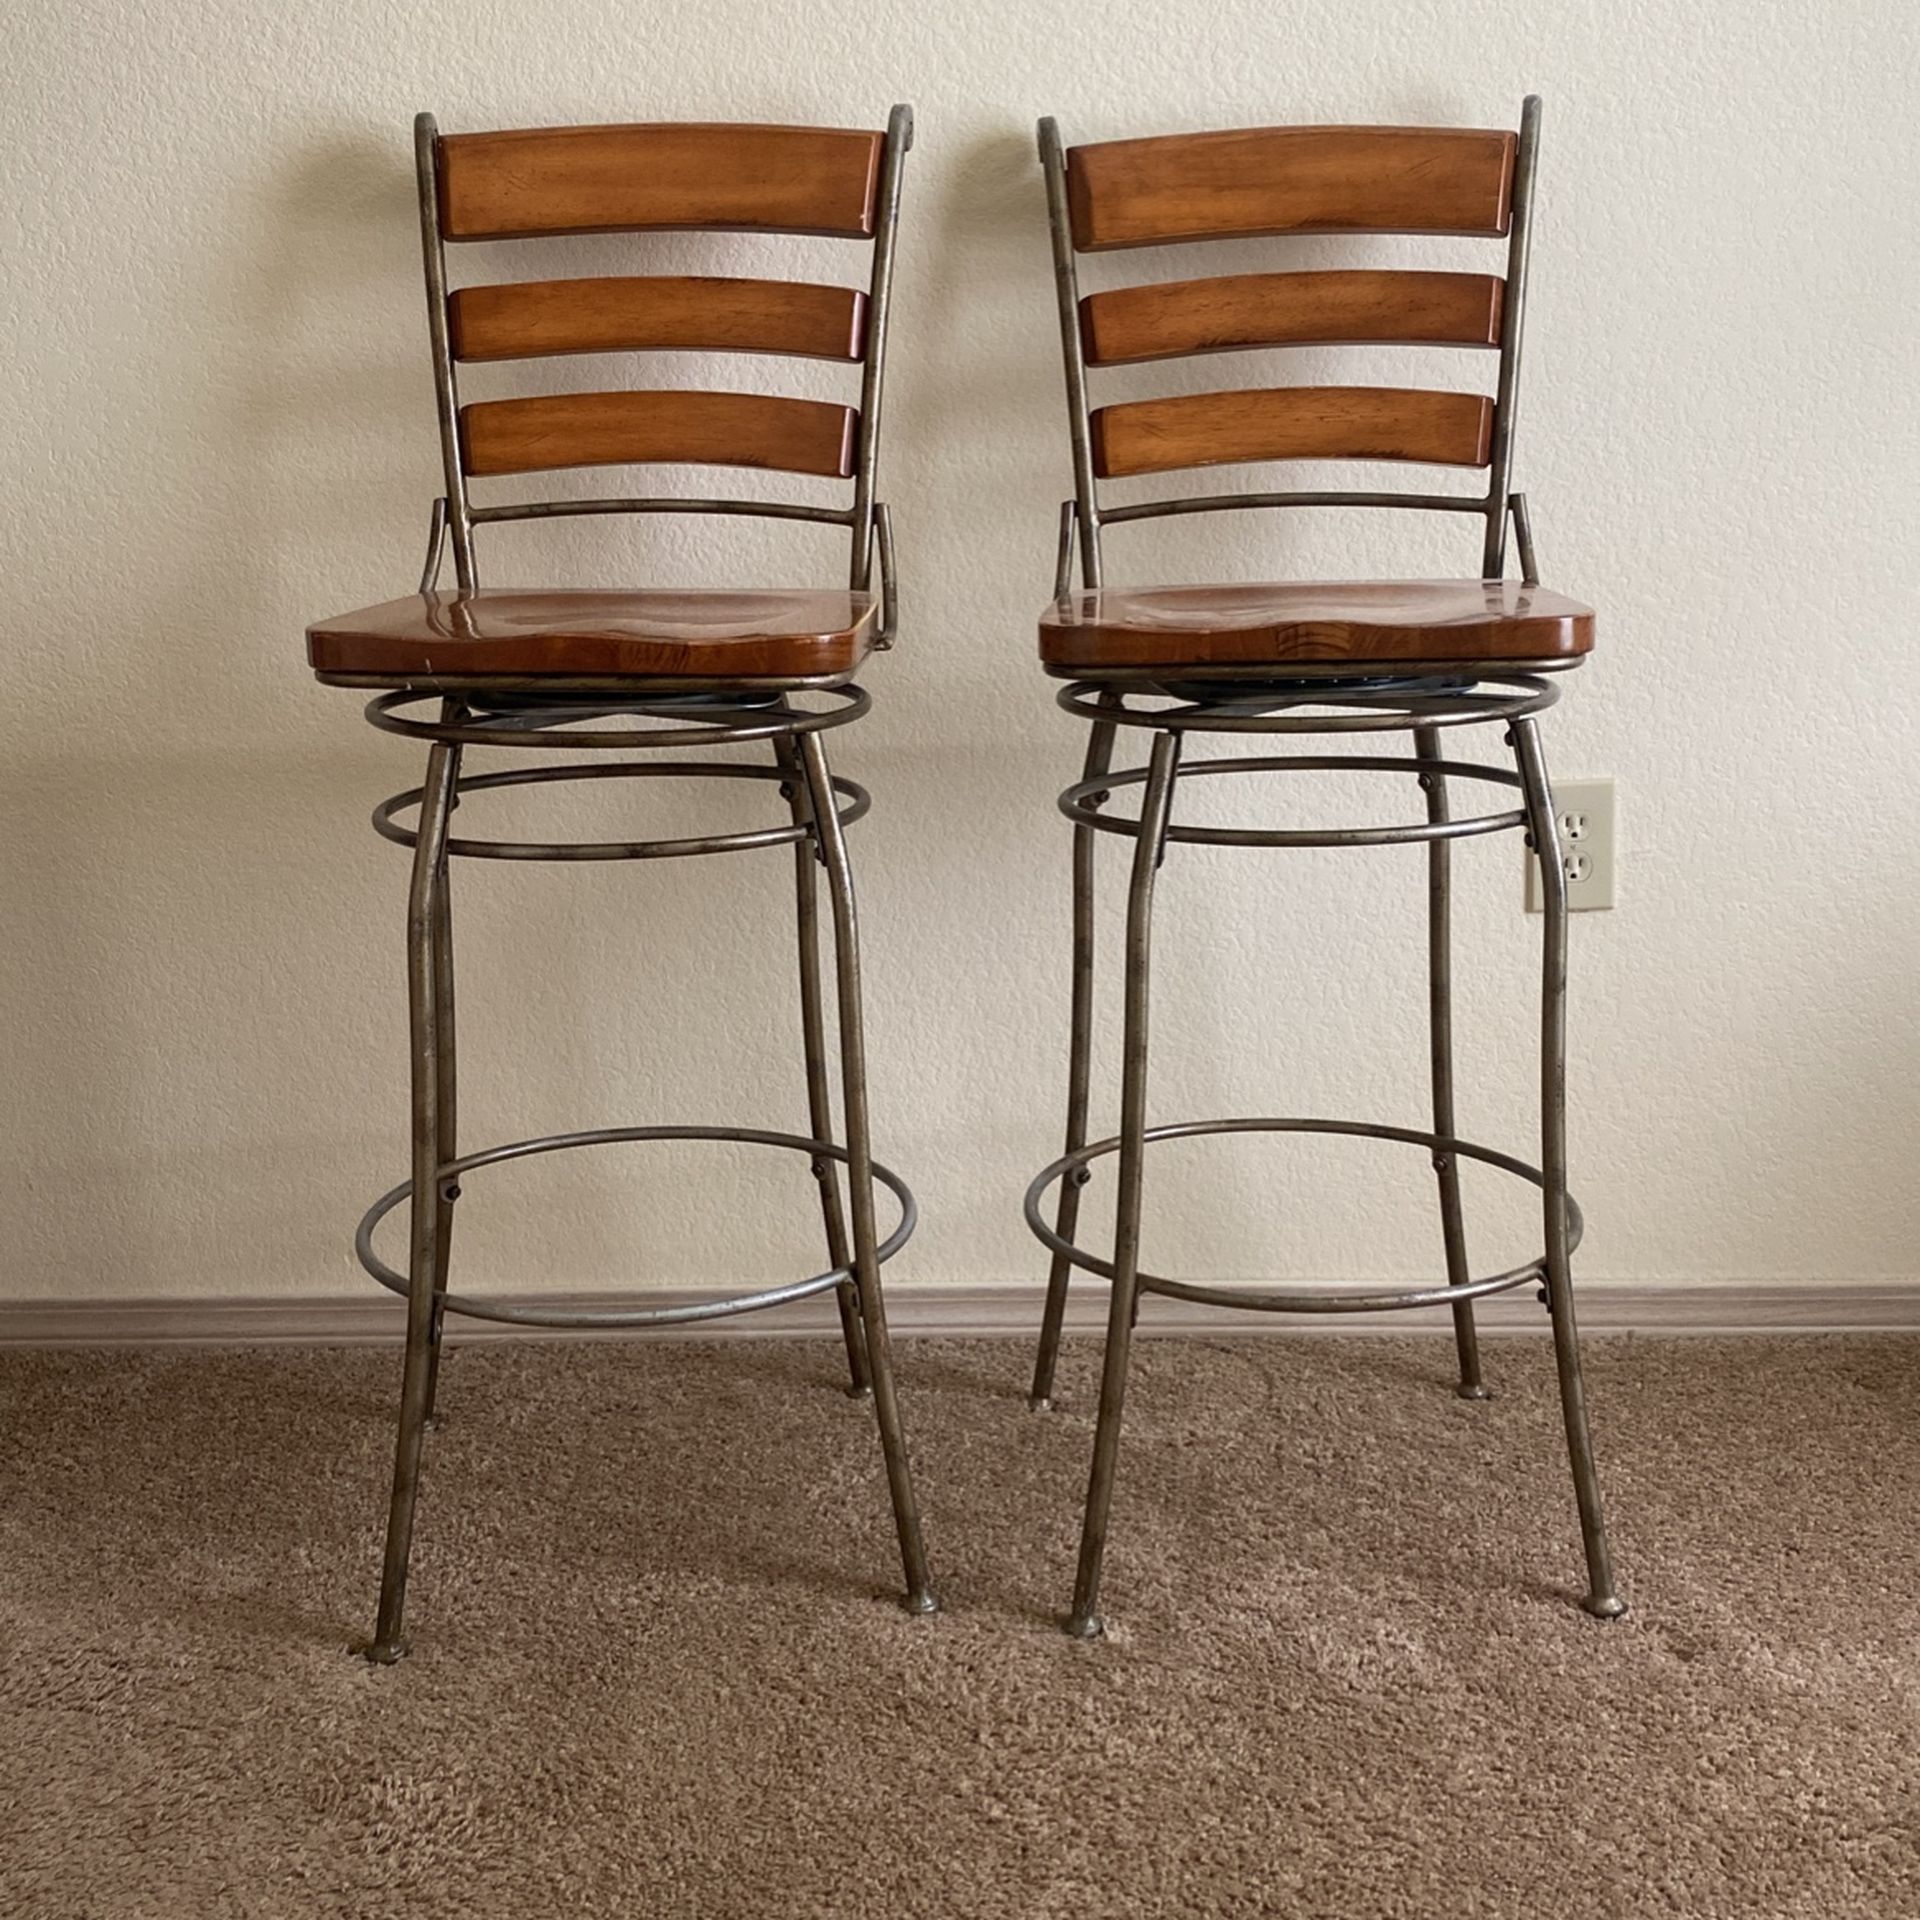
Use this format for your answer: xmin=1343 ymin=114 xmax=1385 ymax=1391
xmin=437 ymin=124 xmax=885 ymax=241
xmin=1090 ymin=387 xmax=1493 ymax=478
xmin=449 ymin=277 xmax=868 ymax=363
xmin=1038 ymin=579 xmax=1593 ymax=671
xmin=1066 ymin=126 xmax=1517 ymax=251
xmin=308 ymin=588 xmax=878 ymax=680
xmin=459 ymin=391 xmax=859 ymax=478
xmin=1080 ymin=270 xmax=1503 ymax=366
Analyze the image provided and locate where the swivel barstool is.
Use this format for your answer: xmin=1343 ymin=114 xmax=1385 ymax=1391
xmin=305 ymin=108 xmax=934 ymax=1660
xmin=1023 ymin=99 xmax=1625 ymax=1636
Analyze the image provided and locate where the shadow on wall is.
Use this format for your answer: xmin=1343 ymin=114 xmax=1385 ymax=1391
xmin=0 ymin=133 xmax=828 ymax=1302
xmin=0 ymin=138 xmax=418 ymax=1300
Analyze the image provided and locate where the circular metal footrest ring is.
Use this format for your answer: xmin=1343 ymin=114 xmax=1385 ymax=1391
xmin=1024 ymin=1116 xmax=1579 ymax=1314
xmin=356 ymin=1125 xmax=915 ymax=1330
xmin=373 ymin=759 xmax=869 ymax=862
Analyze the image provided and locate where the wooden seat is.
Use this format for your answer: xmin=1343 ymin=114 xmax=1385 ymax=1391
xmin=308 ymin=587 xmax=876 ymax=683
xmin=1038 ymin=579 xmax=1592 ymax=674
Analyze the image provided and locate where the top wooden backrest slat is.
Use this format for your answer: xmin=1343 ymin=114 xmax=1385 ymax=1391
xmin=438 ymin=123 xmax=886 ymax=241
xmin=1065 ymin=124 xmax=1517 ymax=250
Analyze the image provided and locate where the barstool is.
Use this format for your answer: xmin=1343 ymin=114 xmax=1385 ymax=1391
xmin=305 ymin=108 xmax=935 ymax=1661
xmin=1023 ymin=99 xmax=1625 ymax=1636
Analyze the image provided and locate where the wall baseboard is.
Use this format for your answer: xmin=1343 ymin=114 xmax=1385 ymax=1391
xmin=1 ymin=1279 xmax=1915 ymax=1349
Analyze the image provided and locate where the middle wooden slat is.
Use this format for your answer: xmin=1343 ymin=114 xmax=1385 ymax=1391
xmin=1080 ymin=270 xmax=1504 ymax=366
xmin=460 ymin=391 xmax=859 ymax=477
xmin=449 ymin=277 xmax=869 ymax=363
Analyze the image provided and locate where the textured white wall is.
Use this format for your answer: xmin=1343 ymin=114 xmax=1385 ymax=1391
xmin=5 ymin=0 xmax=1918 ymax=1306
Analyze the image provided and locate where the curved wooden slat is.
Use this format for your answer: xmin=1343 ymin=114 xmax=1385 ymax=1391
xmin=1038 ymin=579 xmax=1592 ymax=670
xmin=1080 ymin=270 xmax=1504 ymax=366
xmin=1090 ymin=387 xmax=1494 ymax=478
xmin=438 ymin=123 xmax=885 ymax=241
xmin=460 ymin=391 xmax=859 ymax=478
xmin=1066 ymin=126 xmax=1516 ymax=250
xmin=449 ymin=277 xmax=869 ymax=363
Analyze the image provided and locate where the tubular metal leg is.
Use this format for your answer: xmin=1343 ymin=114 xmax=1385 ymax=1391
xmin=1416 ymin=724 xmax=1487 ymax=1401
xmin=367 ymin=739 xmax=461 ymax=1664
xmin=1066 ymin=729 xmax=1180 ymax=1639
xmin=1030 ymin=708 xmax=1120 ymax=1411
xmin=798 ymin=730 xmax=936 ymax=1614
xmin=775 ymin=735 xmax=870 ymax=1397
xmin=420 ymin=836 xmax=459 ymax=1427
xmin=422 ymin=704 xmax=467 ymax=1427
xmin=1511 ymin=717 xmax=1625 ymax=1620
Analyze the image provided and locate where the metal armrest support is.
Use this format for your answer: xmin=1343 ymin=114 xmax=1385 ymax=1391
xmin=419 ymin=496 xmax=449 ymax=594
xmin=1509 ymin=492 xmax=1539 ymax=587
xmin=1053 ymin=499 xmax=1078 ymax=599
xmin=871 ymin=502 xmax=898 ymax=649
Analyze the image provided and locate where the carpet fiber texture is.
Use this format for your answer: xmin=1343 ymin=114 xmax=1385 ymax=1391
xmin=1 ymin=1333 xmax=1916 ymax=1917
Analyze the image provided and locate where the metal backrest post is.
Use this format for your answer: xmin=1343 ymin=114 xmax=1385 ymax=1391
xmin=1481 ymin=95 xmax=1540 ymax=579
xmin=1041 ymin=116 xmax=1105 ymax=589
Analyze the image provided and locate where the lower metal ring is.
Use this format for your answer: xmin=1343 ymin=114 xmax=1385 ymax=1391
xmin=373 ymin=759 xmax=869 ymax=862
xmin=356 ymin=1125 xmax=916 ymax=1330
xmin=1024 ymin=1115 xmax=1580 ymax=1313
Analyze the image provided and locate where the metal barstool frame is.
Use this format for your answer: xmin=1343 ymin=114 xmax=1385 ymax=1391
xmin=1026 ymin=97 xmax=1625 ymax=1637
xmin=322 ymin=106 xmax=935 ymax=1663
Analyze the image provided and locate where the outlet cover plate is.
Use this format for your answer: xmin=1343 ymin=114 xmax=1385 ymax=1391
xmin=1525 ymin=777 xmax=1615 ymax=912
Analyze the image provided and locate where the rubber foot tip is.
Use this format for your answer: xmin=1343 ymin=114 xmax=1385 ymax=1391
xmin=1027 ymin=1395 xmax=1055 ymax=1414
xmin=1455 ymin=1383 xmax=1492 ymax=1402
xmin=362 ymin=1639 xmax=410 ymax=1666
xmin=1064 ymin=1613 xmax=1104 ymax=1641
xmin=1582 ymin=1593 xmax=1628 ymax=1621
xmin=843 ymin=1383 xmax=874 ymax=1401
xmin=901 ymin=1589 xmax=939 ymax=1618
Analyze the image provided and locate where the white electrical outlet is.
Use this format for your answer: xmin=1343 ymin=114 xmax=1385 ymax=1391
xmin=1525 ymin=778 xmax=1615 ymax=912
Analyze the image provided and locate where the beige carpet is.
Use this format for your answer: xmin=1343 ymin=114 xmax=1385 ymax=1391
xmin=1 ymin=1332 xmax=1916 ymax=1918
